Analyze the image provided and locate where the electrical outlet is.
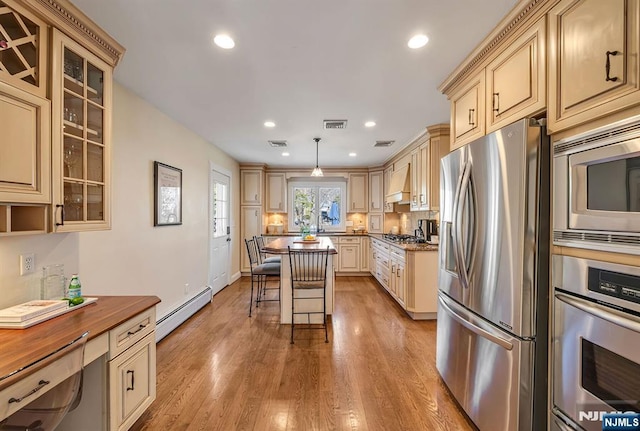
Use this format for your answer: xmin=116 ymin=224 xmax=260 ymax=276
xmin=20 ymin=253 xmax=35 ymax=276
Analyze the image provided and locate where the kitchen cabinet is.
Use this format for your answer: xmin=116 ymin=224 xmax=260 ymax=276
xmin=0 ymin=82 xmax=51 ymax=204
xmin=368 ymin=170 xmax=384 ymax=212
xmin=338 ymin=242 xmax=359 ymax=272
xmin=348 ymin=173 xmax=368 ymax=213
xmin=0 ymin=204 xmax=47 ymax=235
xmin=485 ymin=17 xmax=546 ymax=133
xmin=360 ymin=237 xmax=370 ymax=272
xmin=265 ymin=172 xmax=286 ymax=212
xmin=241 ymin=169 xmax=263 ymax=206
xmin=107 ymin=307 xmax=156 ymax=431
xmin=450 ymin=70 xmax=485 ymax=150
xmin=389 ymin=247 xmax=406 ymax=306
xmin=240 ymin=206 xmax=263 ymax=272
xmin=410 ymin=148 xmax=420 ymax=211
xmin=0 ymin=0 xmax=48 ymax=98
xmin=548 ymin=0 xmax=640 ymax=133
xmin=51 ymin=29 xmax=113 ymax=232
xmin=383 ymin=166 xmax=394 ymax=213
xmin=409 ymin=125 xmax=449 ymax=212
xmin=368 ymin=213 xmax=383 ymax=233
xmin=371 ymin=238 xmax=390 ymax=289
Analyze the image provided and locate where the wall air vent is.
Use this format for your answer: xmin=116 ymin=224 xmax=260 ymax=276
xmin=323 ymin=120 xmax=347 ymax=129
xmin=374 ymin=140 xmax=395 ymax=147
xmin=268 ymin=140 xmax=287 ymax=147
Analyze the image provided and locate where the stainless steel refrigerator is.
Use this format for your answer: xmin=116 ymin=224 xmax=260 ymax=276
xmin=436 ymin=118 xmax=550 ymax=431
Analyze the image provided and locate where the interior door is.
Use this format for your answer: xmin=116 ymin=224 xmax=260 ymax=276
xmin=209 ymin=168 xmax=231 ymax=295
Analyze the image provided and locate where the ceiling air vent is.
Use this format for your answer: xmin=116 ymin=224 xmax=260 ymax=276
xmin=374 ymin=140 xmax=395 ymax=147
xmin=268 ymin=140 xmax=287 ymax=147
xmin=323 ymin=119 xmax=347 ymax=129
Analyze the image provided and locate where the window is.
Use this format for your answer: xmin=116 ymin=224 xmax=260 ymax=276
xmin=288 ymin=180 xmax=346 ymax=232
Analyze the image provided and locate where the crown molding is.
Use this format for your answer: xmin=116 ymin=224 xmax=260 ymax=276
xmin=21 ymin=0 xmax=125 ymax=67
xmin=438 ymin=0 xmax=555 ymax=95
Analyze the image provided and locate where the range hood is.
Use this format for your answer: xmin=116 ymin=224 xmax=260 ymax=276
xmin=386 ymin=164 xmax=411 ymax=204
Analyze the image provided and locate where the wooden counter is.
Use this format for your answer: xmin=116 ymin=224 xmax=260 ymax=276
xmin=260 ymin=236 xmax=336 ymax=324
xmin=0 ymin=295 xmax=160 ymax=389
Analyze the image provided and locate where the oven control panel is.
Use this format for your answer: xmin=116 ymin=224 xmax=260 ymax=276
xmin=588 ymin=267 xmax=640 ymax=305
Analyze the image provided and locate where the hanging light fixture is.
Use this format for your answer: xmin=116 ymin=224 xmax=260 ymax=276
xmin=311 ymin=137 xmax=323 ymax=177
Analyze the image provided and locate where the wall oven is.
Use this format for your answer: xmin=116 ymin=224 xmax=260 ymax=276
xmin=554 ymin=115 xmax=640 ymax=254
xmin=552 ymin=255 xmax=640 ymax=431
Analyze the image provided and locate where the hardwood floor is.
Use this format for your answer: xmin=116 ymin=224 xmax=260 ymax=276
xmin=131 ymin=276 xmax=475 ymax=431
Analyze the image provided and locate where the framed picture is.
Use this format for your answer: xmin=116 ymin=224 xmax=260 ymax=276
xmin=154 ymin=161 xmax=182 ymax=226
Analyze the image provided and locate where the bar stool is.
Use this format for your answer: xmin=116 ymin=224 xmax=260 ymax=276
xmin=254 ymin=235 xmax=281 ymax=264
xmin=245 ymin=238 xmax=280 ymax=317
xmin=0 ymin=332 xmax=88 ymax=431
xmin=288 ymin=246 xmax=330 ymax=344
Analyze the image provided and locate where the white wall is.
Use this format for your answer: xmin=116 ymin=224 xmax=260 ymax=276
xmin=79 ymin=83 xmax=240 ymax=317
xmin=0 ymin=83 xmax=240 ymax=317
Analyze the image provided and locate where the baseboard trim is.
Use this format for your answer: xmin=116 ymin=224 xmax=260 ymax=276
xmin=156 ymin=287 xmax=212 ymax=342
xmin=230 ymin=271 xmax=242 ymax=284
xmin=405 ymin=310 xmax=437 ymax=320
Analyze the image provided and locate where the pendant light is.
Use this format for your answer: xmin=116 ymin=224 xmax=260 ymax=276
xmin=311 ymin=137 xmax=323 ymax=177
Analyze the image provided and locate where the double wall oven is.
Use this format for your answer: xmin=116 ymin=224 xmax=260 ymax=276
xmin=552 ymin=255 xmax=640 ymax=431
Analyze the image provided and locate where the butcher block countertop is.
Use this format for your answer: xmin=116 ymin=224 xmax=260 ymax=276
xmin=0 ymin=295 xmax=160 ymax=389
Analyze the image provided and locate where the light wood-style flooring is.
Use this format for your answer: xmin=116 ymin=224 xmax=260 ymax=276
xmin=131 ymin=276 xmax=475 ymax=431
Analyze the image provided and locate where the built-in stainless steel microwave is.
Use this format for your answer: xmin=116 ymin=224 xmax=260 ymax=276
xmin=553 ymin=115 xmax=640 ymax=255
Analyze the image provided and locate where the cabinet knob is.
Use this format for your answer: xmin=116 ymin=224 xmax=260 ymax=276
xmin=605 ymin=50 xmax=619 ymax=82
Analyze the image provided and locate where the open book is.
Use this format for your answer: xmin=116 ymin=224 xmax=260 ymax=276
xmin=0 ymin=300 xmax=69 ymax=322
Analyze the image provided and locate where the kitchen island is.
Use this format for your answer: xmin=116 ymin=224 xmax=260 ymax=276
xmin=262 ymin=236 xmax=337 ymax=324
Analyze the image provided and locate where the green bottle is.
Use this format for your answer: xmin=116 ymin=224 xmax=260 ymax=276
xmin=68 ymin=274 xmax=82 ymax=299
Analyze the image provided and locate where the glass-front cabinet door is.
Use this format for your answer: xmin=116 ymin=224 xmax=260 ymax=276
xmin=51 ymin=29 xmax=112 ymax=231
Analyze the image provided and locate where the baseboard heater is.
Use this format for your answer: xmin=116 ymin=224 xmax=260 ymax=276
xmin=156 ymin=286 xmax=213 ymax=342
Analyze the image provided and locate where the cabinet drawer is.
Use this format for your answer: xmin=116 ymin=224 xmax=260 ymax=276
xmin=339 ymin=237 xmax=361 ymax=244
xmin=109 ymin=308 xmax=156 ymax=360
xmin=0 ymin=345 xmax=82 ymax=421
xmin=390 ymin=248 xmax=405 ymax=262
xmin=108 ymin=332 xmax=156 ymax=431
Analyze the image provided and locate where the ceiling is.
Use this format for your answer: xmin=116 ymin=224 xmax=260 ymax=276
xmin=70 ymin=0 xmax=518 ymax=169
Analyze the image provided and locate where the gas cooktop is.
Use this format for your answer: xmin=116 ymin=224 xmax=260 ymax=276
xmin=382 ymin=234 xmax=427 ymax=244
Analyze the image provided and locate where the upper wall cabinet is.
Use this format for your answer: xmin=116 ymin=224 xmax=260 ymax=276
xmin=485 ymin=17 xmax=546 ymax=133
xmin=265 ymin=172 xmax=286 ymax=212
xmin=241 ymin=169 xmax=263 ymax=206
xmin=548 ymin=0 xmax=640 ymax=133
xmin=0 ymin=0 xmax=48 ymax=98
xmin=450 ymin=70 xmax=485 ymax=150
xmin=348 ymin=173 xmax=368 ymax=213
xmin=51 ymin=29 xmax=112 ymax=232
xmin=369 ymin=170 xmax=383 ymax=213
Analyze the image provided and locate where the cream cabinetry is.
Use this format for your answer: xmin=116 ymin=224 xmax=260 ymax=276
xmin=383 ymin=166 xmax=394 ymax=213
xmin=450 ymin=71 xmax=485 ymax=150
xmin=409 ymin=126 xmax=449 ymax=211
xmin=338 ymin=241 xmax=359 ymax=272
xmin=548 ymin=0 xmax=640 ymax=133
xmin=51 ymin=29 xmax=113 ymax=232
xmin=389 ymin=247 xmax=406 ymax=306
xmin=410 ymin=148 xmax=420 ymax=210
xmin=348 ymin=173 xmax=368 ymax=213
xmin=368 ymin=213 xmax=383 ymax=233
xmin=447 ymin=16 xmax=545 ymax=150
xmin=241 ymin=169 xmax=263 ymax=206
xmin=360 ymin=236 xmax=370 ymax=272
xmin=370 ymin=238 xmax=390 ymax=289
xmin=368 ymin=170 xmax=384 ymax=212
xmin=241 ymin=206 xmax=262 ymax=272
xmin=0 ymin=82 xmax=51 ymax=204
xmin=485 ymin=18 xmax=546 ymax=133
xmin=107 ymin=308 xmax=156 ymax=431
xmin=265 ymin=172 xmax=286 ymax=212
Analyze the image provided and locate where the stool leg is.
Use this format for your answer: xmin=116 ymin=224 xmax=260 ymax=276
xmin=290 ymin=288 xmax=294 ymax=344
xmin=248 ymin=275 xmax=254 ymax=317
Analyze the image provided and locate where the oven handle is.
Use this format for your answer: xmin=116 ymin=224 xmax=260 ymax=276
xmin=556 ymin=293 xmax=640 ymax=334
xmin=438 ymin=294 xmax=513 ymax=351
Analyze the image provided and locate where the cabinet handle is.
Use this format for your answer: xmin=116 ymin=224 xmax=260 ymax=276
xmin=492 ymin=92 xmax=500 ymax=113
xmin=9 ymin=380 xmax=50 ymax=403
xmin=254 ymin=194 xmax=258 ymax=201
xmin=605 ymin=50 xmax=619 ymax=82
xmin=397 ymin=268 xmax=401 ymax=278
xmin=412 ymin=195 xmax=417 ymax=204
xmin=279 ymin=202 xmax=282 ymax=210
xmin=391 ymin=264 xmax=395 ymax=274
xmin=127 ymin=323 xmax=147 ymax=336
xmin=55 ymin=204 xmax=65 ymax=226
xmin=126 ymin=370 xmax=135 ymax=391
xmin=255 ymin=209 xmax=258 ymax=217
xmin=468 ymin=108 xmax=475 ymax=126
xmin=420 ymin=194 xmax=425 ymax=204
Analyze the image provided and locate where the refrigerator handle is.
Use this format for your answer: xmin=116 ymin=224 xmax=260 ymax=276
xmin=439 ymin=294 xmax=514 ymax=351
xmin=453 ymin=162 xmax=472 ymax=290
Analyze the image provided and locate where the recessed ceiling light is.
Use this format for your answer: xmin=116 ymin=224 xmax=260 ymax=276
xmin=213 ymin=34 xmax=235 ymax=49
xmin=365 ymin=121 xmax=376 ymax=128
xmin=349 ymin=152 xmax=357 ymax=157
xmin=408 ymin=34 xmax=429 ymax=49
xmin=264 ymin=121 xmax=275 ymax=128
xmin=282 ymin=152 xmax=290 ymax=157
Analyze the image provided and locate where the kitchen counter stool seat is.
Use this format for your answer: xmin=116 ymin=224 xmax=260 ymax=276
xmin=245 ymin=238 xmax=281 ymax=317
xmin=254 ymin=236 xmax=281 ymax=264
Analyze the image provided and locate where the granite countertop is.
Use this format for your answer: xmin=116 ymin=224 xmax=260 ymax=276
xmin=368 ymin=234 xmax=439 ymax=252
xmin=263 ymin=232 xmax=369 ymax=237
